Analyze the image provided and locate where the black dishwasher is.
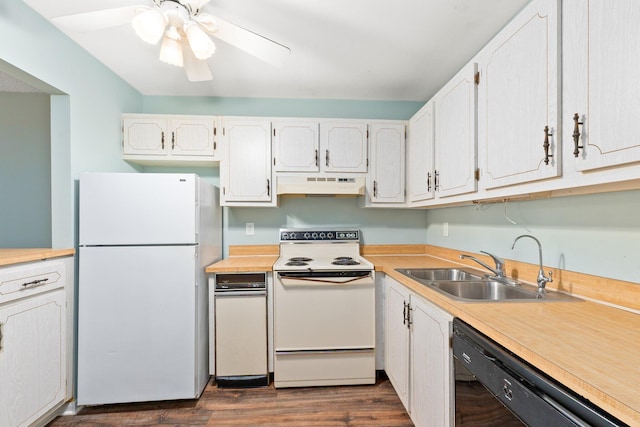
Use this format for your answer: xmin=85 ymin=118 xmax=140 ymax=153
xmin=452 ymin=319 xmax=627 ymax=427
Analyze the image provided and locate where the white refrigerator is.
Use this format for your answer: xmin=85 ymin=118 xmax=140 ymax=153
xmin=77 ymin=172 xmax=221 ymax=405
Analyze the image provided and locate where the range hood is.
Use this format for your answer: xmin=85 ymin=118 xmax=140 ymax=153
xmin=276 ymin=176 xmax=365 ymax=196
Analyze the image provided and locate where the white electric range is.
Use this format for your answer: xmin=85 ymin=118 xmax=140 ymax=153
xmin=272 ymin=228 xmax=376 ymax=388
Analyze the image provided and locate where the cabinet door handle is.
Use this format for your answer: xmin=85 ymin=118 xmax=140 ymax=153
xmin=427 ymin=172 xmax=432 ymax=192
xmin=373 ymin=180 xmax=377 ymax=198
xmin=22 ymin=278 xmax=49 ymax=288
xmin=325 ymin=150 xmax=329 ymax=167
xmin=267 ymin=179 xmax=270 ymax=197
xmin=172 ymin=131 xmax=175 ymax=150
xmin=161 ymin=131 xmax=165 ymax=150
xmin=402 ymin=301 xmax=407 ymax=325
xmin=543 ymin=126 xmax=553 ymax=165
xmin=315 ymin=149 xmax=319 ymax=167
xmin=434 ymin=170 xmax=440 ymax=191
xmin=407 ymin=306 xmax=413 ymax=328
xmin=572 ymin=113 xmax=584 ymax=158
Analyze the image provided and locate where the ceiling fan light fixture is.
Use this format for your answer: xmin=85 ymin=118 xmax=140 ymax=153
xmin=184 ymin=21 xmax=216 ymax=60
xmin=131 ymin=8 xmax=166 ymax=45
xmin=159 ymin=28 xmax=184 ymax=67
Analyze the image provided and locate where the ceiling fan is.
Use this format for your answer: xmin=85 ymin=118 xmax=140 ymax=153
xmin=52 ymin=0 xmax=291 ymax=82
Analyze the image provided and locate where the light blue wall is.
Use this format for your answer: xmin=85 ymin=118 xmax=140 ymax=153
xmin=142 ymin=96 xmax=424 ymax=119
xmin=426 ymin=190 xmax=640 ymax=284
xmin=1 ymin=0 xmax=143 ymax=247
xmin=0 ymin=93 xmax=51 ymax=247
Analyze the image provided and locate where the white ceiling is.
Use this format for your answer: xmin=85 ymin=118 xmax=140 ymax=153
xmin=21 ymin=0 xmax=529 ymax=101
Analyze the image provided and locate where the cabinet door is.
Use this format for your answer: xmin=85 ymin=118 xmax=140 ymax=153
xmin=320 ymin=122 xmax=368 ymax=173
xmin=410 ymin=295 xmax=453 ymax=427
xmin=272 ymin=121 xmax=320 ymax=172
xmin=566 ymin=0 xmax=640 ymax=171
xmin=0 ymin=289 xmax=66 ymax=427
xmin=479 ymin=0 xmax=560 ymax=188
xmin=221 ymin=119 xmax=273 ymax=203
xmin=408 ymin=102 xmax=435 ymax=203
xmin=384 ymin=277 xmax=411 ymax=410
xmin=369 ymin=123 xmax=405 ymax=203
xmin=122 ymin=116 xmax=168 ymax=156
xmin=435 ymin=63 xmax=478 ymax=198
xmin=170 ymin=118 xmax=216 ymax=158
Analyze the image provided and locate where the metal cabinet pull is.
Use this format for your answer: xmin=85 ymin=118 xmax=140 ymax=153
xmin=407 ymin=306 xmax=413 ymax=327
xmin=402 ymin=301 xmax=408 ymax=325
xmin=373 ymin=180 xmax=377 ymax=198
xmin=543 ymin=126 xmax=553 ymax=165
xmin=427 ymin=172 xmax=432 ymax=192
xmin=434 ymin=170 xmax=440 ymax=191
xmin=572 ymin=113 xmax=584 ymax=158
xmin=22 ymin=278 xmax=49 ymax=288
xmin=161 ymin=131 xmax=165 ymax=149
xmin=171 ymin=131 xmax=175 ymax=150
xmin=267 ymin=179 xmax=270 ymax=197
xmin=325 ymin=150 xmax=329 ymax=167
xmin=315 ymin=149 xmax=319 ymax=167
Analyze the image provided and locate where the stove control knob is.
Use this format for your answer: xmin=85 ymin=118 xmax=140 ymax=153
xmin=327 ymin=232 xmax=334 ymax=239
xmin=281 ymin=232 xmax=288 ymax=240
xmin=303 ymin=232 xmax=311 ymax=239
xmin=319 ymin=233 xmax=326 ymax=239
xmin=311 ymin=232 xmax=318 ymax=239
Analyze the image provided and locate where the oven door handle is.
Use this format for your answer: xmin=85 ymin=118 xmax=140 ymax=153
xmin=277 ymin=273 xmax=372 ymax=285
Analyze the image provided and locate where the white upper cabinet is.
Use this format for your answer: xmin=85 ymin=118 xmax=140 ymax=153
xmin=434 ymin=62 xmax=478 ymax=198
xmin=320 ymin=122 xmax=369 ymax=173
xmin=564 ymin=0 xmax=640 ymax=172
xmin=122 ymin=114 xmax=218 ymax=166
xmin=367 ymin=123 xmax=406 ymax=204
xmin=478 ymin=0 xmax=561 ymax=189
xmin=407 ymin=101 xmax=435 ymax=204
xmin=272 ymin=121 xmax=320 ymax=172
xmin=220 ymin=118 xmax=275 ymax=206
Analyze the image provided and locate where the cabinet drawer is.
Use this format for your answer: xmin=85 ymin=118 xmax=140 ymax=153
xmin=0 ymin=260 xmax=67 ymax=304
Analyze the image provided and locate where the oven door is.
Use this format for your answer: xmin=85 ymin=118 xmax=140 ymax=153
xmin=273 ymin=270 xmax=376 ymax=387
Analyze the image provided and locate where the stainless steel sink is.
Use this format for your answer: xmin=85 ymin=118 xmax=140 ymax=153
xmin=395 ymin=268 xmax=581 ymax=302
xmin=396 ymin=268 xmax=486 ymax=282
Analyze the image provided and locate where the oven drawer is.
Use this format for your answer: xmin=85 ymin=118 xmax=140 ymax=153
xmin=274 ymin=349 xmax=375 ymax=388
xmin=274 ymin=277 xmax=375 ymax=350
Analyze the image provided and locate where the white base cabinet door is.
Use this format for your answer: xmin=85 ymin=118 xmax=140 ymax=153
xmin=384 ymin=276 xmax=453 ymax=427
xmin=0 ymin=289 xmax=66 ymax=427
xmin=409 ymin=294 xmax=453 ymax=427
xmin=384 ymin=277 xmax=411 ymax=409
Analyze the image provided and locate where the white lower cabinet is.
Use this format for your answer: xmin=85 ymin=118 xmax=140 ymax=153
xmin=0 ymin=257 xmax=73 ymax=427
xmin=384 ymin=276 xmax=453 ymax=427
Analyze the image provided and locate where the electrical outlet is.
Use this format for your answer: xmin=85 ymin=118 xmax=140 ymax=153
xmin=443 ymin=222 xmax=449 ymax=237
xmin=246 ymin=222 xmax=255 ymax=236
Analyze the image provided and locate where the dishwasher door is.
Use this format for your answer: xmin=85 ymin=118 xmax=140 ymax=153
xmin=215 ymin=273 xmax=268 ymax=387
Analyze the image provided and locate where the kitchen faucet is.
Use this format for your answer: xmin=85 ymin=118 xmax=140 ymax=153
xmin=459 ymin=251 xmax=506 ymax=280
xmin=511 ymin=234 xmax=553 ymax=294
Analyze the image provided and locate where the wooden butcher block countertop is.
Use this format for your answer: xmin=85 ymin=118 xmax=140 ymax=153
xmin=0 ymin=248 xmax=75 ymax=267
xmin=207 ymin=245 xmax=640 ymax=425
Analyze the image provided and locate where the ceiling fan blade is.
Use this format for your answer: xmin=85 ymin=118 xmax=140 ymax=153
xmin=52 ymin=6 xmax=149 ymax=33
xmin=182 ymin=40 xmax=213 ymax=82
xmin=196 ymin=13 xmax=290 ymax=67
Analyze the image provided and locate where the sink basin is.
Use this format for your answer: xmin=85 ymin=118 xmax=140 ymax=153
xmin=396 ymin=268 xmax=486 ymax=282
xmin=395 ymin=268 xmax=581 ymax=302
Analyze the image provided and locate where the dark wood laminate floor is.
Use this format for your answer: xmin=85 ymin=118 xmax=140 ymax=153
xmin=47 ymin=378 xmax=413 ymax=426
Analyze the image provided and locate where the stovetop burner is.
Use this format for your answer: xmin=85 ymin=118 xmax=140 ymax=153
xmin=285 ymin=257 xmax=313 ymax=266
xmin=332 ymin=257 xmax=360 ymax=266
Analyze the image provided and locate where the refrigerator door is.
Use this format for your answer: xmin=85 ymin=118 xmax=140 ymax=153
xmin=79 ymin=172 xmax=198 ymax=245
xmin=77 ymin=245 xmax=200 ymax=405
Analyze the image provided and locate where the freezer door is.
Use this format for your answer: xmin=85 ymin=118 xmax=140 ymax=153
xmin=79 ymin=172 xmax=198 ymax=245
xmin=77 ymin=245 xmax=201 ymax=405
